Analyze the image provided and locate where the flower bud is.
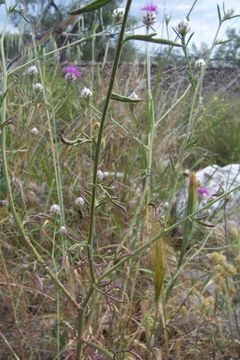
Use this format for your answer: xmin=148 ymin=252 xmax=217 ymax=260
xmin=223 ymin=8 xmax=235 ymax=20
xmin=75 ymin=196 xmax=85 ymax=207
xmin=112 ymin=8 xmax=125 ymax=21
xmin=33 ymin=83 xmax=43 ymax=92
xmin=80 ymin=87 xmax=93 ymax=98
xmin=31 ymin=127 xmax=39 ymax=136
xmin=50 ymin=204 xmax=61 ymax=215
xmin=59 ymin=225 xmax=67 ymax=235
xmin=27 ymin=65 xmax=38 ymax=76
xmin=176 ymin=17 xmax=191 ymax=36
xmin=195 ymin=58 xmax=206 ymax=70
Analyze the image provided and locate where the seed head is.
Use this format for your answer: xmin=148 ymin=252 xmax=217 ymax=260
xmin=32 ymin=83 xmax=43 ymax=92
xmin=27 ymin=65 xmax=38 ymax=76
xmin=50 ymin=204 xmax=61 ymax=215
xmin=208 ymin=252 xmax=227 ymax=266
xmin=80 ymin=87 xmax=93 ymax=98
xmin=176 ymin=17 xmax=191 ymax=36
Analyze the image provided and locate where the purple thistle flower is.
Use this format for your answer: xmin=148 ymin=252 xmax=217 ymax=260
xmin=197 ymin=187 xmax=209 ymax=196
xmin=62 ymin=65 xmax=81 ymax=77
xmin=141 ymin=4 xmax=158 ymax=13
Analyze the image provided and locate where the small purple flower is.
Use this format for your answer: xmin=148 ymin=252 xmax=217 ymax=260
xmin=141 ymin=4 xmax=158 ymax=13
xmin=197 ymin=187 xmax=209 ymax=196
xmin=62 ymin=65 xmax=81 ymax=82
xmin=141 ymin=4 xmax=158 ymax=25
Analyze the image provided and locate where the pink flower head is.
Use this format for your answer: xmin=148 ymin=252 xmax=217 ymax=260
xmin=62 ymin=65 xmax=81 ymax=77
xmin=141 ymin=4 xmax=158 ymax=13
xmin=197 ymin=187 xmax=209 ymax=196
xmin=62 ymin=65 xmax=81 ymax=82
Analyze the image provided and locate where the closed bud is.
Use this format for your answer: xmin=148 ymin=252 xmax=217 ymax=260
xmin=176 ymin=17 xmax=191 ymax=36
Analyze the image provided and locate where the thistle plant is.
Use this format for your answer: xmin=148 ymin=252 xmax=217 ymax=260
xmin=1 ymin=1 xmax=240 ymax=359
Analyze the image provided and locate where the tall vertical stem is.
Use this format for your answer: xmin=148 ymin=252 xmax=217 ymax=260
xmin=86 ymin=0 xmax=132 ymax=284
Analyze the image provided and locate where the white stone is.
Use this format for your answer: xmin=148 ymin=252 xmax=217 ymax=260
xmin=175 ymin=164 xmax=240 ymax=221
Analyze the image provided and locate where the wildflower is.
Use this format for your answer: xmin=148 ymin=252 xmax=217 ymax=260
xmin=223 ymin=8 xmax=235 ymax=20
xmin=75 ymin=196 xmax=85 ymax=207
xmin=32 ymin=83 xmax=43 ymax=92
xmin=197 ymin=186 xmax=209 ymax=196
xmin=97 ymin=169 xmax=104 ymax=181
xmin=31 ymin=127 xmax=39 ymax=136
xmin=80 ymin=87 xmax=93 ymax=98
xmin=195 ymin=58 xmax=206 ymax=70
xmin=50 ymin=204 xmax=61 ymax=215
xmin=176 ymin=17 xmax=191 ymax=36
xmin=141 ymin=4 xmax=158 ymax=26
xmin=62 ymin=65 xmax=81 ymax=82
xmin=59 ymin=225 xmax=67 ymax=235
xmin=27 ymin=65 xmax=38 ymax=76
xmin=141 ymin=4 xmax=158 ymax=12
xmin=112 ymin=7 xmax=125 ymax=21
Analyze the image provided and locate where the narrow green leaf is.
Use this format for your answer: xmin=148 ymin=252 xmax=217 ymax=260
xmin=69 ymin=0 xmax=112 ymax=15
xmin=111 ymin=93 xmax=143 ymax=103
xmin=124 ymin=33 xmax=182 ymax=47
xmin=217 ymin=4 xmax=222 ymax=22
xmin=216 ymin=39 xmax=232 ymax=45
xmin=186 ymin=32 xmax=195 ymax=47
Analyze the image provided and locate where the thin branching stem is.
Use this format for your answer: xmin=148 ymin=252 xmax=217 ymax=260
xmin=75 ymin=2 xmax=133 ymax=358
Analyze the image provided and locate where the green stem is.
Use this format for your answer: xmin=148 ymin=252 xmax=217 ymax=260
xmin=145 ymin=26 xmax=155 ymax=198
xmin=87 ymin=0 xmax=132 ymax=283
xmin=75 ymin=4 xmax=133 ymax=358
